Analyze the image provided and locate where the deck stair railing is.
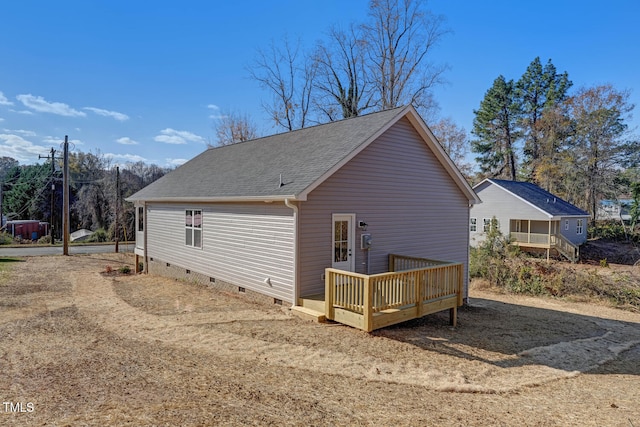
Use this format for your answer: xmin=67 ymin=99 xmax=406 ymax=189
xmin=555 ymin=234 xmax=579 ymax=263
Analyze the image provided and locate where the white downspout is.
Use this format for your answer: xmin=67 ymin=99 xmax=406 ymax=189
xmin=284 ymin=198 xmax=299 ymax=307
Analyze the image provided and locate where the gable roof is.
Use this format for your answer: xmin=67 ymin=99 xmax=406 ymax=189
xmin=127 ymin=105 xmax=479 ymax=204
xmin=475 ymin=178 xmax=589 ymax=218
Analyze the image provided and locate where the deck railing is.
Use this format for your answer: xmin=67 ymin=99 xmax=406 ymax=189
xmin=325 ymin=255 xmax=463 ymax=332
xmin=510 ymin=231 xmax=555 ymax=245
xmin=510 ymin=232 xmax=579 ymax=262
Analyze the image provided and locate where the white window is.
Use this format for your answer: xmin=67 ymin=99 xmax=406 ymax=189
xmin=565 ymin=219 xmax=569 ymax=231
xmin=577 ymin=219 xmax=584 ymax=235
xmin=483 ymin=218 xmax=491 ymax=232
xmin=470 ymin=218 xmax=477 ymax=232
xmin=185 ymin=209 xmax=202 ymax=248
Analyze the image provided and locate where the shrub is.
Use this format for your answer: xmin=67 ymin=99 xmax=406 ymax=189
xmin=37 ymin=235 xmax=51 ymax=244
xmin=87 ymin=228 xmax=108 ymax=243
xmin=0 ymin=232 xmax=13 ymax=245
xmin=118 ymin=265 xmax=131 ymax=274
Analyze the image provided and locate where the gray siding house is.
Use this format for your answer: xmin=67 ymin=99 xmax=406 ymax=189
xmin=470 ymin=179 xmax=590 ymax=261
xmin=127 ymin=106 xmax=479 ymax=308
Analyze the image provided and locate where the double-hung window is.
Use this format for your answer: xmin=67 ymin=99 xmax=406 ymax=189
xmin=185 ymin=209 xmax=202 ymax=248
xmin=576 ymin=218 xmax=584 ymax=235
xmin=470 ymin=218 xmax=477 ymax=232
xmin=483 ymin=218 xmax=492 ymax=232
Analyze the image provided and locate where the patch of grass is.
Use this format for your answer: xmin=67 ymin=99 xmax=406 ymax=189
xmin=0 ymin=257 xmax=25 ymax=284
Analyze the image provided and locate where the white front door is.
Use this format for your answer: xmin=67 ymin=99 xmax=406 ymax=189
xmin=332 ymin=214 xmax=355 ymax=272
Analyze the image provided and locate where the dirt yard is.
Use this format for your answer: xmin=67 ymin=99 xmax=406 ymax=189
xmin=1 ymin=254 xmax=639 ymax=426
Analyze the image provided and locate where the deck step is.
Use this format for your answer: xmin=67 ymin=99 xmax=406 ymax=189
xmin=298 ymin=294 xmax=325 ymax=312
xmin=290 ymin=305 xmax=326 ymax=323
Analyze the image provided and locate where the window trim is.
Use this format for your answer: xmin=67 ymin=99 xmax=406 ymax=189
xmin=137 ymin=206 xmax=144 ymax=232
xmin=576 ymin=218 xmax=584 ymax=235
xmin=482 ymin=218 xmax=491 ymax=233
xmin=185 ymin=209 xmax=203 ymax=249
xmin=470 ymin=217 xmax=477 ymax=232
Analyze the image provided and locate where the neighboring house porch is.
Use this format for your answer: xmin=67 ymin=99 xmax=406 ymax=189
xmin=509 ymin=219 xmax=581 ymax=262
xmin=471 ymin=179 xmax=590 ymax=263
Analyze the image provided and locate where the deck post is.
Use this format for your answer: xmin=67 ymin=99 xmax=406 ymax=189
xmin=457 ymin=264 xmax=464 ymax=307
xmin=416 ymin=270 xmax=423 ymax=317
xmin=363 ymin=276 xmax=373 ymax=332
xmin=325 ymin=270 xmax=335 ymax=321
xmin=449 ymin=307 xmax=457 ymax=327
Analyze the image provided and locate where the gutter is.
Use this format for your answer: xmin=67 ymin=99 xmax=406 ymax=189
xmin=284 ymin=198 xmax=299 ymax=307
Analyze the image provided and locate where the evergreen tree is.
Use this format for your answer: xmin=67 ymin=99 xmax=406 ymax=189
xmin=471 ymin=76 xmax=521 ymax=180
xmin=517 ymin=57 xmax=572 ymax=180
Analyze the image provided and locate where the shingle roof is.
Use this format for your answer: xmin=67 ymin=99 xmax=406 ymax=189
xmin=127 ymin=105 xmax=477 ymax=203
xmin=485 ymin=179 xmax=589 ymax=217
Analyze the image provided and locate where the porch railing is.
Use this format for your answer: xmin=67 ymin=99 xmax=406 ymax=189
xmin=510 ymin=232 xmax=579 ymax=262
xmin=510 ymin=231 xmax=555 ymax=245
xmin=325 ymin=255 xmax=463 ymax=332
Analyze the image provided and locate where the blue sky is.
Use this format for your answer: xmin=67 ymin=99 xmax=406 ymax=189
xmin=1 ymin=1 xmax=639 ymax=167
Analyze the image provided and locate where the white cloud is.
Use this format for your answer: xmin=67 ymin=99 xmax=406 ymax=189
xmin=207 ymin=103 xmax=226 ymax=119
xmin=0 ymin=91 xmax=13 ymax=106
xmin=116 ymin=136 xmax=138 ymax=145
xmin=166 ymin=158 xmax=188 ymax=166
xmin=84 ymin=107 xmax=129 ymax=121
xmin=154 ymin=128 xmax=205 ymax=145
xmin=11 ymin=109 xmax=34 ymax=115
xmin=42 ymin=135 xmax=83 ymax=146
xmin=16 ymin=94 xmax=86 ymax=117
xmin=0 ymin=133 xmax=50 ymax=163
xmin=3 ymin=129 xmax=36 ymax=137
xmin=105 ymin=153 xmax=147 ymax=163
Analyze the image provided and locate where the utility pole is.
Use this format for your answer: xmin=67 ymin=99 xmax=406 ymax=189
xmin=0 ymin=182 xmax=3 ymax=230
xmin=115 ymin=166 xmax=120 ymax=253
xmin=62 ymin=136 xmax=70 ymax=255
xmin=39 ymin=147 xmax=58 ymax=244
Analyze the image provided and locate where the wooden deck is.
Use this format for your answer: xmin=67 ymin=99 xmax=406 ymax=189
xmin=314 ymin=254 xmax=463 ymax=332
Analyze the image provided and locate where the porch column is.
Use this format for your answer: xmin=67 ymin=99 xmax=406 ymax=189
xmin=547 ymin=221 xmax=551 ymax=261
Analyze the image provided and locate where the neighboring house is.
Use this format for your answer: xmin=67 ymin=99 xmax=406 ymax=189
xmin=470 ymin=179 xmax=590 ymax=262
xmin=127 ymin=105 xmax=479 ymax=312
xmin=597 ymin=199 xmax=632 ymax=221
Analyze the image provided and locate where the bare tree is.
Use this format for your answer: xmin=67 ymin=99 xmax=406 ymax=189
xmin=313 ymin=25 xmax=373 ymax=120
xmin=564 ymin=84 xmax=635 ymax=222
xmin=213 ymin=110 xmax=259 ymax=146
xmin=430 ymin=117 xmax=473 ymax=178
xmin=249 ymin=36 xmax=316 ymax=131
xmin=363 ymin=0 xmax=449 ymax=117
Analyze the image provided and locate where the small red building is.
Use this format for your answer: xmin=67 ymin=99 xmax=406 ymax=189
xmin=4 ymin=220 xmax=50 ymax=240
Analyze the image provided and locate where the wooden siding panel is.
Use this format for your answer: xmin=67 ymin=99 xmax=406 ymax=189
xmin=146 ymin=202 xmax=295 ymax=302
xmin=299 ymin=117 xmax=471 ymax=297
